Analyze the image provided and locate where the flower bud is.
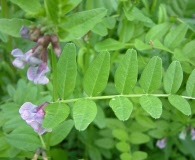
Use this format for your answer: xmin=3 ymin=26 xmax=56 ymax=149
xmin=51 ymin=34 xmax=61 ymax=57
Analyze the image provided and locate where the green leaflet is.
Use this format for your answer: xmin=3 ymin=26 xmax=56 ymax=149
xmin=50 ymin=120 xmax=74 ymax=146
xmin=93 ymin=106 xmax=106 ymax=129
xmin=158 ymin=4 xmax=168 ymax=23
xmin=183 ymin=40 xmax=195 ymax=58
xmin=168 ymin=95 xmax=191 ymax=115
xmin=118 ymin=20 xmax=134 ymax=43
xmin=57 ymin=43 xmax=77 ymax=99
xmin=145 ymin=22 xmax=171 ymax=43
xmin=10 ymin=0 xmax=41 ymax=13
xmin=124 ymin=7 xmax=155 ymax=27
xmin=95 ymin=138 xmax=114 ymax=149
xmin=6 ymin=134 xmax=41 ymax=151
xmin=58 ymin=8 xmax=107 ymax=41
xmin=112 ymin=129 xmax=129 ymax=141
xmin=135 ymin=39 xmax=152 ymax=51
xmin=186 ymin=69 xmax=195 ymax=97
xmin=44 ymin=0 xmax=82 ymax=23
xmin=139 ymin=95 xmax=162 ymax=119
xmin=116 ymin=141 xmax=130 ymax=152
xmin=43 ymin=103 xmax=70 ymax=128
xmin=120 ymin=153 xmax=131 ymax=160
xmin=109 ymin=97 xmax=133 ymax=121
xmin=132 ymin=151 xmax=148 ymax=160
xmin=152 ymin=39 xmax=172 ymax=53
xmin=129 ymin=132 xmax=150 ymax=144
xmin=139 ymin=56 xmax=162 ymax=93
xmin=95 ymin=38 xmax=126 ymax=51
xmin=163 ymin=61 xmax=183 ymax=94
xmin=164 ymin=23 xmax=188 ymax=49
xmin=73 ymin=99 xmax=97 ymax=131
xmin=115 ymin=49 xmax=138 ymax=94
xmin=135 ymin=115 xmax=156 ymax=129
xmin=0 ymin=19 xmax=33 ymax=37
xmin=83 ymin=51 xmax=110 ymax=96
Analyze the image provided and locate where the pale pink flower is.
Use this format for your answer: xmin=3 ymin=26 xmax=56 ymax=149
xmin=19 ymin=102 xmax=52 ymax=135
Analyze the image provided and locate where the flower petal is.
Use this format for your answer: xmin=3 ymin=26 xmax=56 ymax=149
xmin=27 ymin=66 xmax=38 ymax=81
xmin=11 ymin=49 xmax=24 ymax=58
xmin=28 ymin=121 xmax=52 ymax=135
xmin=27 ymin=63 xmax=49 ymax=84
xmin=19 ymin=102 xmax=37 ymax=120
xmin=12 ymin=58 xmax=26 ymax=69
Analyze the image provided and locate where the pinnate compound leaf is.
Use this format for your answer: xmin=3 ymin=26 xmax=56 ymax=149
xmin=73 ymin=99 xmax=97 ymax=131
xmin=50 ymin=120 xmax=74 ymax=146
xmin=168 ymin=95 xmax=191 ymax=115
xmin=139 ymin=56 xmax=162 ymax=93
xmin=0 ymin=19 xmax=33 ymax=37
xmin=43 ymin=103 xmax=70 ymax=128
xmin=84 ymin=51 xmax=110 ymax=96
xmin=6 ymin=134 xmax=41 ymax=151
xmin=186 ymin=69 xmax=195 ymax=97
xmin=58 ymin=8 xmax=107 ymax=41
xmin=163 ymin=61 xmax=183 ymax=94
xmin=115 ymin=49 xmax=138 ymax=94
xmin=57 ymin=43 xmax=77 ymax=99
xmin=10 ymin=0 xmax=41 ymax=13
xmin=164 ymin=23 xmax=188 ymax=49
xmin=109 ymin=97 xmax=133 ymax=121
xmin=139 ymin=95 xmax=162 ymax=119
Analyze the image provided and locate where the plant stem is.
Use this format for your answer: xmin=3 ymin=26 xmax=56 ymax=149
xmin=54 ymin=93 xmax=195 ymax=104
xmin=39 ymin=135 xmax=46 ymax=150
xmin=51 ymin=50 xmax=58 ymax=101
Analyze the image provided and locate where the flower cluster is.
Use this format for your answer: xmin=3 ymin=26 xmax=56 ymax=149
xmin=11 ymin=26 xmax=61 ymax=84
xmin=19 ymin=102 xmax=51 ymax=135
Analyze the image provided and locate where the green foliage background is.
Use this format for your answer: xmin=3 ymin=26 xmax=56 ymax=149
xmin=0 ymin=0 xmax=195 ymax=159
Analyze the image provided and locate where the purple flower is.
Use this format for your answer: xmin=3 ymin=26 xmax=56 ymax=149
xmin=191 ymin=128 xmax=195 ymax=140
xmin=27 ymin=62 xmax=49 ymax=84
xmin=11 ymin=48 xmax=42 ymax=69
xmin=156 ymin=138 xmax=166 ymax=149
xmin=19 ymin=102 xmax=52 ymax=135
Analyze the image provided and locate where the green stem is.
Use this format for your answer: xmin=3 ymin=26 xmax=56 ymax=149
xmin=39 ymin=135 xmax=46 ymax=150
xmin=1 ymin=0 xmax=8 ymax=18
xmin=54 ymin=93 xmax=195 ymax=104
xmin=51 ymin=50 xmax=58 ymax=101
